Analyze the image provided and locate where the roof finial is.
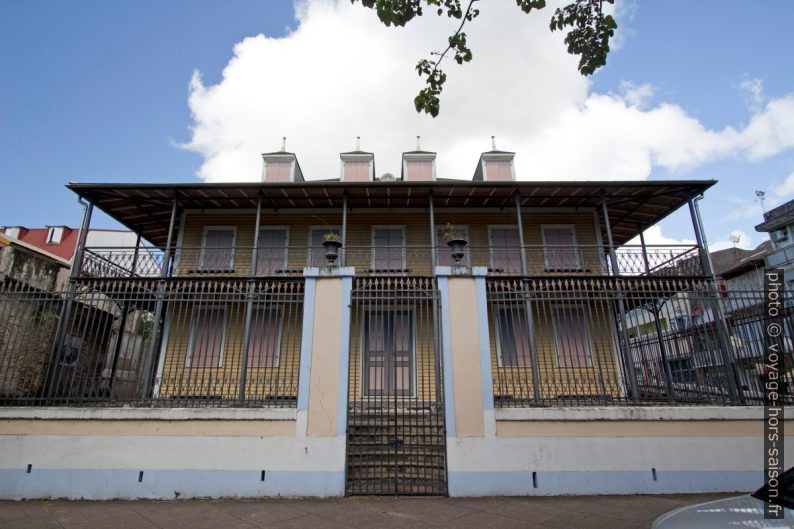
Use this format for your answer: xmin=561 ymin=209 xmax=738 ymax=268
xmin=356 ymin=136 xmax=361 ymax=151
xmin=281 ymin=137 xmax=286 ymax=152
xmin=416 ymin=135 xmax=421 ymax=150
xmin=491 ymin=135 xmax=497 ymax=150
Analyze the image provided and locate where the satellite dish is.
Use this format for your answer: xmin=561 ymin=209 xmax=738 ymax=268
xmin=729 ymin=234 xmax=741 ymax=244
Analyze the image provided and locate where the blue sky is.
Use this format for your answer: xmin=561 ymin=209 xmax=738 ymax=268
xmin=1 ymin=0 xmax=793 ymax=251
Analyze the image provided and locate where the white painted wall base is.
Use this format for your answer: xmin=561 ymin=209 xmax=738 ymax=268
xmin=0 ymin=435 xmax=346 ymax=500
xmin=446 ymin=435 xmax=793 ymax=497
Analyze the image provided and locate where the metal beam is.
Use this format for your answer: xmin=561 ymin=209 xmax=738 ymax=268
xmin=514 ymin=190 xmax=540 ymax=401
xmin=601 ymin=200 xmax=640 ymax=404
xmin=688 ymin=197 xmax=740 ymax=403
xmin=239 ymin=196 xmax=263 ymax=401
xmin=429 ymin=190 xmax=436 ymax=272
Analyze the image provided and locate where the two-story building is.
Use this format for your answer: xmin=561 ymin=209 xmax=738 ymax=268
xmin=0 ymin=143 xmax=791 ymax=499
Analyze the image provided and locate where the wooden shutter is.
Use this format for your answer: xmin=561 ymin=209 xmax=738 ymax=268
xmin=554 ymin=307 xmax=592 ymax=368
xmin=200 ymin=229 xmax=235 ymax=271
xmin=247 ymin=308 xmax=280 ymax=368
xmin=256 ymin=229 xmax=288 ymax=275
xmin=189 ymin=308 xmax=225 ymax=367
xmin=490 ymin=228 xmax=521 ymax=274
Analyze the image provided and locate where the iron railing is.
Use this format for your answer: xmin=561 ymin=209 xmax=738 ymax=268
xmin=487 ymin=276 xmax=794 ymax=407
xmin=0 ymin=277 xmax=303 ymax=407
xmin=80 ymin=244 xmax=704 ymax=278
xmin=346 ymin=276 xmax=447 ymax=495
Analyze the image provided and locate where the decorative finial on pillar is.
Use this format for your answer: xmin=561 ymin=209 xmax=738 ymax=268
xmin=416 ymin=135 xmax=421 ymax=150
xmin=281 ymin=137 xmax=287 ymax=152
xmin=355 ymin=136 xmax=361 ymax=151
xmin=491 ymin=136 xmax=497 ymax=150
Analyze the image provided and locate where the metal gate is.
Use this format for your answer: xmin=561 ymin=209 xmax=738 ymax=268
xmin=345 ymin=277 xmax=447 ymax=495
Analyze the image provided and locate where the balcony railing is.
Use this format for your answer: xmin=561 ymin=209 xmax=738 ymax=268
xmin=80 ymin=244 xmax=704 ymax=278
xmin=487 ymin=276 xmax=794 ymax=407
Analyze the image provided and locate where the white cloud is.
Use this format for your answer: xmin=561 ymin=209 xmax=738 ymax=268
xmin=182 ymin=0 xmax=794 ymax=184
xmin=739 ymin=76 xmax=764 ymax=113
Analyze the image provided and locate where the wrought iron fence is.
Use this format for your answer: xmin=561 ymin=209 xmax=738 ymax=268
xmin=487 ymin=276 xmax=794 ymax=407
xmin=0 ymin=277 xmax=303 ymax=407
xmin=81 ymin=244 xmax=704 ymax=279
xmin=346 ymin=276 xmax=447 ymax=495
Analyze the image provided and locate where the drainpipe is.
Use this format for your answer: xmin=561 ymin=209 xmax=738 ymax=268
xmin=688 ymin=196 xmax=740 ymax=403
xmin=44 ymin=196 xmax=93 ymax=401
xmin=601 ymin=199 xmax=640 ymax=404
xmin=514 ymin=191 xmax=541 ymax=402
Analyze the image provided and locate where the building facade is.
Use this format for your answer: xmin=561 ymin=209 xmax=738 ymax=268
xmin=0 ymin=147 xmax=791 ymax=499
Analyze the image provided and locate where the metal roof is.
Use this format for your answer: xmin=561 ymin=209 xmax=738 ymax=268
xmin=67 ymin=179 xmax=715 ymax=248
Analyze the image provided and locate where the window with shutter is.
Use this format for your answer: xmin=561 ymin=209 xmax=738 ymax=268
xmin=187 ymin=307 xmax=226 ymax=368
xmin=199 ymin=228 xmax=236 ymax=271
xmin=372 ymin=227 xmax=405 ymax=271
xmin=489 ymin=227 xmax=521 ymax=274
xmin=542 ymin=226 xmax=580 ymax=271
xmin=495 ymin=307 xmax=532 ymax=368
xmin=256 ymin=228 xmax=288 ymax=275
xmin=553 ymin=306 xmax=592 ymax=368
xmin=246 ymin=307 xmax=281 ymax=368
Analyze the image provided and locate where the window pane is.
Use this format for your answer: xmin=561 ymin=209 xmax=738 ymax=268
xmin=190 ymin=308 xmax=225 ymax=367
xmin=555 ymin=307 xmax=592 ymax=368
xmin=200 ymin=229 xmax=235 ymax=270
xmin=256 ymin=229 xmax=287 ymax=275
xmin=247 ymin=308 xmax=280 ymax=368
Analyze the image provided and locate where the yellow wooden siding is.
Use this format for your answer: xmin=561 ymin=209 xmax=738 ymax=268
xmin=176 ymin=209 xmax=603 ymax=276
xmin=158 ymin=301 xmax=302 ymax=401
xmin=489 ymin=300 xmax=623 ymax=400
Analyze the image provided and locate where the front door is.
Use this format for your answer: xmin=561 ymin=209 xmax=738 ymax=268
xmin=363 ymin=310 xmax=413 ymax=396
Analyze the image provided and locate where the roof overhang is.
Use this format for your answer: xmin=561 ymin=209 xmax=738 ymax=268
xmin=67 ymin=179 xmax=716 ymax=248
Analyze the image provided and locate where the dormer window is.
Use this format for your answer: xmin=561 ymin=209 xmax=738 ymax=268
xmin=341 ymin=138 xmax=374 ymax=182
xmin=473 ymin=139 xmax=515 ymax=181
xmin=46 ymin=226 xmax=65 ymax=245
xmin=402 ymin=153 xmax=436 ymax=181
xmin=3 ymin=227 xmax=22 ymax=239
xmin=401 ymin=137 xmax=436 ymax=181
xmin=261 ymin=139 xmax=304 ymax=183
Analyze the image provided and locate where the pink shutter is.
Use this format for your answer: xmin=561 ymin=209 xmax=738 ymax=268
xmin=373 ymin=229 xmax=403 ymax=270
xmin=555 ymin=308 xmax=591 ymax=367
xmin=344 ymin=161 xmax=371 ymax=182
xmin=247 ymin=309 xmax=279 ymax=368
xmin=513 ymin=310 xmax=532 ymax=367
xmin=405 ymin=160 xmax=433 ymax=181
xmin=256 ymin=229 xmax=287 ymax=275
xmin=393 ymin=313 xmax=411 ymax=392
xmin=486 ymin=160 xmax=512 ymax=181
xmin=265 ymin=161 xmax=292 ymax=182
xmin=367 ymin=313 xmax=387 ymax=393
xmin=491 ymin=228 xmax=521 ymax=273
xmin=545 ymin=228 xmax=578 ymax=270
xmin=191 ymin=308 xmax=224 ymax=367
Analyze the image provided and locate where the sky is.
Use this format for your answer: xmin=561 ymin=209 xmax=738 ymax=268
xmin=1 ymin=0 xmax=793 ymax=252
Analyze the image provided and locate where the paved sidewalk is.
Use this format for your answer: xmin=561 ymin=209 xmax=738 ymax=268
xmin=0 ymin=493 xmax=733 ymax=529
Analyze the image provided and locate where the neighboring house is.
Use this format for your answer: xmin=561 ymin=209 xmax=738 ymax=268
xmin=625 ymin=241 xmax=775 ymax=398
xmin=755 ymin=198 xmax=794 ymax=288
xmin=0 ymin=143 xmax=791 ymax=499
